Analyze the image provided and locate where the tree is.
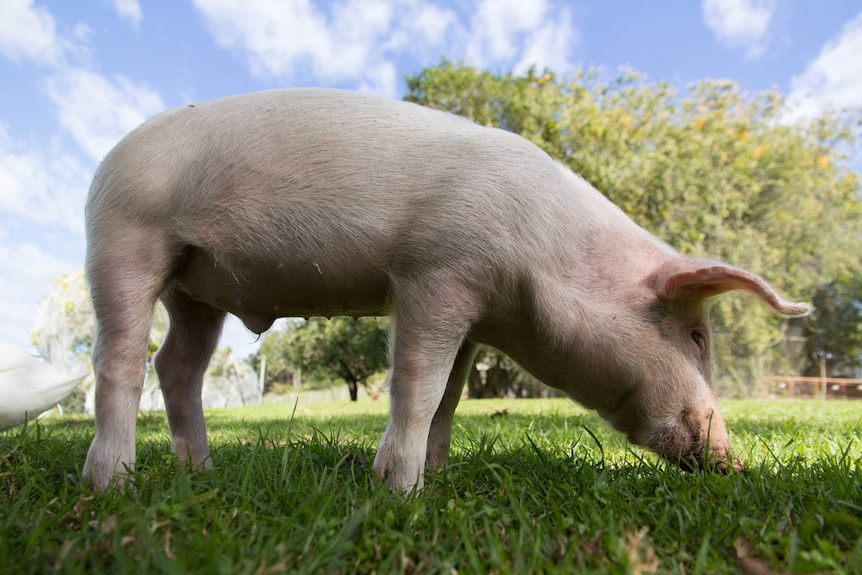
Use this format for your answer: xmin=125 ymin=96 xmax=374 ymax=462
xmin=31 ymin=269 xmax=96 ymax=373
xmin=31 ymin=269 xmax=170 ymax=412
xmin=32 ymin=269 xmax=169 ymax=370
xmin=249 ymin=318 xmax=307 ymax=393
xmin=405 ymin=61 xmax=862 ymax=395
xmin=31 ymin=269 xmax=256 ymax=412
xmin=467 ymin=347 xmax=554 ymax=399
xmin=804 ymin=275 xmax=862 ymax=377
xmin=260 ymin=317 xmax=390 ymax=401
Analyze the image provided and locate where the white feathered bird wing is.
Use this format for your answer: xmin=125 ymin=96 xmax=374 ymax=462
xmin=0 ymin=345 xmax=88 ymax=430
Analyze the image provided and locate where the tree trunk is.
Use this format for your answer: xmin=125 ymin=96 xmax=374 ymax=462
xmin=348 ymin=379 xmax=358 ymax=402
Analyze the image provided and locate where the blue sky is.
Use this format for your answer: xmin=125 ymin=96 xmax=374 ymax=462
xmin=1 ymin=0 xmax=860 ymax=359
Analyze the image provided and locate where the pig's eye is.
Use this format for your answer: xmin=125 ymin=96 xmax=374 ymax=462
xmin=691 ymin=330 xmax=707 ymax=353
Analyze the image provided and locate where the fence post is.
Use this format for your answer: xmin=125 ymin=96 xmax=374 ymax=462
xmin=819 ymin=355 xmax=827 ymax=400
xmin=258 ymin=355 xmax=266 ymax=403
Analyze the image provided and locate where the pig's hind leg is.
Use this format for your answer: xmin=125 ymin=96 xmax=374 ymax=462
xmin=83 ymin=230 xmax=175 ymax=490
xmin=154 ymin=287 xmax=226 ymax=470
xmin=373 ymin=276 xmax=479 ymax=491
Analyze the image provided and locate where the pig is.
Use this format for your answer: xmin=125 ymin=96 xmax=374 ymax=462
xmin=82 ymin=88 xmax=810 ymax=491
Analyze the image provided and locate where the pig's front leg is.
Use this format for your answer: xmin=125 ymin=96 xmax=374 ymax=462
xmin=373 ymin=280 xmax=477 ymax=491
xmin=425 ymin=341 xmax=477 ymax=469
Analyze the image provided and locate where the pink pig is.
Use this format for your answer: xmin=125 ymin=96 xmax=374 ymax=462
xmin=82 ymin=89 xmax=810 ymax=490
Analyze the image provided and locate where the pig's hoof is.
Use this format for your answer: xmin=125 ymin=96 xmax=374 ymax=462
xmin=178 ymin=454 xmax=213 ymax=471
xmin=372 ymin=452 xmax=424 ymax=492
xmin=83 ymin=463 xmax=133 ymax=491
xmin=675 ymin=453 xmax=743 ymax=474
xmin=709 ymin=453 xmax=744 ymax=474
xmin=83 ymin=452 xmax=135 ymax=491
xmin=373 ymin=463 xmax=424 ymax=492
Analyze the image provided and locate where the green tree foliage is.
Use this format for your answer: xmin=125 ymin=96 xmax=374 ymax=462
xmin=804 ymin=275 xmax=862 ymax=377
xmin=468 ymin=348 xmax=554 ymax=399
xmin=405 ymin=61 xmax=862 ymax=395
xmin=258 ymin=317 xmax=390 ymax=401
xmin=32 ymin=269 xmax=170 ymax=372
xmin=31 ymin=269 xmax=248 ymax=411
xmin=249 ymin=319 xmax=307 ymax=393
xmin=31 ymin=269 xmax=95 ymax=371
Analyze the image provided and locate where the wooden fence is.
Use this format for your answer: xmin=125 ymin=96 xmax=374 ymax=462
xmin=761 ymin=376 xmax=862 ymax=399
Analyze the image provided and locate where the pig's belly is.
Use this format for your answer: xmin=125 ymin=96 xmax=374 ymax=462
xmin=171 ymin=247 xmax=391 ymax=334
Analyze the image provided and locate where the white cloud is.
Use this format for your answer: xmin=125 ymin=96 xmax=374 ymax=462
xmin=784 ymin=12 xmax=862 ymax=123
xmin=0 ymin=2 xmax=158 ymax=163
xmin=0 ymin=3 xmax=163 ymax=162
xmin=382 ymin=2 xmax=458 ymax=58
xmin=192 ymin=0 xmax=576 ymax=97
xmin=467 ymin=0 xmax=543 ymax=65
xmin=461 ymin=0 xmax=577 ymax=75
xmin=514 ymin=8 xmax=577 ymax=75
xmin=0 ymin=241 xmax=79 ymax=347
xmin=359 ymin=60 xmax=399 ymax=99
xmin=0 ymin=2 xmax=162 ymax=350
xmin=462 ymin=0 xmax=577 ymax=74
xmin=413 ymin=3 xmax=457 ymax=47
xmin=109 ymin=0 xmax=143 ymax=30
xmin=192 ymin=0 xmax=395 ymax=90
xmin=0 ymin=127 xmax=89 ymax=233
xmin=0 ymin=0 xmax=64 ymax=64
xmin=43 ymin=69 xmax=165 ymax=161
xmin=702 ymin=0 xmax=776 ymax=59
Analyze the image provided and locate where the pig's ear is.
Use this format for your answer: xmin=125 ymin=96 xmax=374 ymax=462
xmin=651 ymin=258 xmax=812 ymax=317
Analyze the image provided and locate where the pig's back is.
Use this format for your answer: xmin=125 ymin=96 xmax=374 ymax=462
xmin=93 ymin=89 xmax=577 ymax=264
xmin=86 ymin=89 xmax=614 ymax=323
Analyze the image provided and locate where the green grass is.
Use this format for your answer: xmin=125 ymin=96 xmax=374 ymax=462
xmin=1 ymin=399 xmax=861 ymax=574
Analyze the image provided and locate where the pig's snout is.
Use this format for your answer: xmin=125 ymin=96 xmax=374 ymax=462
xmin=675 ymin=449 xmax=744 ymax=475
xmin=655 ymin=408 xmax=744 ymax=474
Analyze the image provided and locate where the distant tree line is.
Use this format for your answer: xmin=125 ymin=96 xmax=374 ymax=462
xmin=256 ymin=62 xmax=861 ymax=399
xmin=34 ymin=62 xmax=862 ymax=403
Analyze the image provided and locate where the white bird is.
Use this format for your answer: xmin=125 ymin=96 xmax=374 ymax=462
xmin=0 ymin=345 xmax=88 ymax=430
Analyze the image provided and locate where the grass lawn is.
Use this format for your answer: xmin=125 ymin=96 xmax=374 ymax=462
xmin=1 ymin=398 xmax=860 ymax=574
